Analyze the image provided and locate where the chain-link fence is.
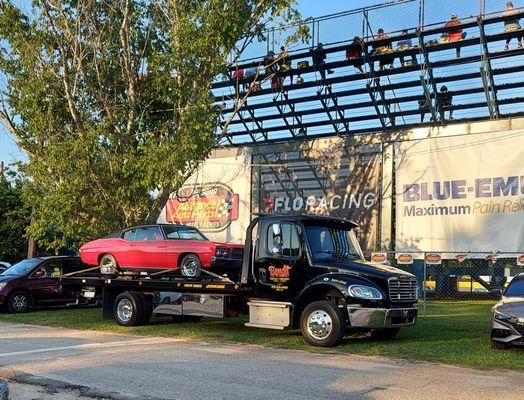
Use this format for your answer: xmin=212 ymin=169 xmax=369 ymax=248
xmin=362 ymin=251 xmax=524 ymax=315
xmin=235 ymin=0 xmax=518 ymax=62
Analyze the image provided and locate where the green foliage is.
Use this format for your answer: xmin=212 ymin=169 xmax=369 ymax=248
xmin=0 ymin=0 xmax=302 ymax=252
xmin=0 ymin=169 xmax=30 ymax=263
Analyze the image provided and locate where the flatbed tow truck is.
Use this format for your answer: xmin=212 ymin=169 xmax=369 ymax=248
xmin=61 ymin=215 xmax=418 ymax=347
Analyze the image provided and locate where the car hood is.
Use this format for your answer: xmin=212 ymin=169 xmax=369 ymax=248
xmin=494 ymin=296 xmax=524 ymax=317
xmin=316 ymin=259 xmax=415 ymax=280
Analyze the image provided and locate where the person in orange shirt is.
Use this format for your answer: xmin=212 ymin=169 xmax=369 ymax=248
xmin=444 ymin=13 xmax=463 ymax=57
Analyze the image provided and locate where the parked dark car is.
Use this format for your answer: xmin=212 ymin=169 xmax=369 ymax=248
xmin=491 ymin=273 xmax=524 ymax=349
xmin=0 ymin=256 xmax=91 ymax=313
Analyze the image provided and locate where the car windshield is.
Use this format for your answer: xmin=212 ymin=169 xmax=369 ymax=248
xmin=0 ymin=259 xmax=40 ymax=276
xmin=162 ymin=225 xmax=208 ymax=241
xmin=305 ymin=224 xmax=364 ymax=261
xmin=504 ymin=279 xmax=524 ymax=297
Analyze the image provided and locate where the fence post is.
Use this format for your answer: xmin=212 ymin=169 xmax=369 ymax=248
xmin=423 ymin=251 xmax=427 ymax=317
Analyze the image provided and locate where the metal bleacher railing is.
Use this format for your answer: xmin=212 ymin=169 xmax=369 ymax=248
xmin=212 ymin=1 xmax=524 ymax=146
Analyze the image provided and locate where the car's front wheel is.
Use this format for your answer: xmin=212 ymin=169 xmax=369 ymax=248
xmin=180 ymin=254 xmax=202 ymax=278
xmin=7 ymin=291 xmax=31 ymax=313
xmin=99 ymin=254 xmax=119 ymax=275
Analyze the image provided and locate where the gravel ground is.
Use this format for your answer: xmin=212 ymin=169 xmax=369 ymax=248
xmin=0 ymin=321 xmax=523 ymax=400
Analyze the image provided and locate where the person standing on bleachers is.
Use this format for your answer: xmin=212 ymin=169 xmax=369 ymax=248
xmin=397 ymin=29 xmax=418 ymax=66
xmin=502 ymin=2 xmax=523 ymax=50
xmin=443 ymin=13 xmax=463 ymax=58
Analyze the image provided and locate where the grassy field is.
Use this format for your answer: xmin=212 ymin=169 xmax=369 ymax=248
xmin=1 ymin=301 xmax=522 ymax=371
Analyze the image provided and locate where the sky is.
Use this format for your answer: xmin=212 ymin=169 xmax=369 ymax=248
xmin=0 ymin=0 xmax=516 ymax=167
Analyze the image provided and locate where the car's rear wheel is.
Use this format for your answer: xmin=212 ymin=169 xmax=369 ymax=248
xmin=180 ymin=254 xmax=202 ymax=278
xmin=7 ymin=291 xmax=31 ymax=313
xmin=99 ymin=254 xmax=119 ymax=275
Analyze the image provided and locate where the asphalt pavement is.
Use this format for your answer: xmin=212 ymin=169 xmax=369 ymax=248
xmin=0 ymin=321 xmax=522 ymax=400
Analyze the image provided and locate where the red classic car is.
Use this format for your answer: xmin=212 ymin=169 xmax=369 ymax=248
xmin=79 ymin=224 xmax=244 ymax=277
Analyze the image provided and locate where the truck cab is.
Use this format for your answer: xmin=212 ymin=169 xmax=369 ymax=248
xmin=242 ymin=215 xmax=418 ymax=346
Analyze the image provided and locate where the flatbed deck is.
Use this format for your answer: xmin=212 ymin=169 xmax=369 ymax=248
xmin=59 ymin=275 xmax=252 ymax=295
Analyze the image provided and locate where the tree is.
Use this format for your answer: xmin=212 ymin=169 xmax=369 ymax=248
xmin=0 ymin=0 xmax=304 ymax=252
xmin=0 ymin=167 xmax=30 ymax=263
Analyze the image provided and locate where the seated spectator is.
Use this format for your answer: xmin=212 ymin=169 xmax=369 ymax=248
xmin=345 ymin=36 xmax=365 ymax=73
xmin=443 ymin=13 xmax=463 ymax=58
xmin=263 ymin=51 xmax=277 ymax=76
xmin=277 ymin=46 xmax=292 ymax=83
xmin=502 ymin=2 xmax=523 ymax=49
xmin=271 ymin=75 xmax=283 ymax=90
xmin=397 ymin=29 xmax=418 ymax=66
xmin=418 ymin=97 xmax=429 ymax=123
xmin=372 ymin=28 xmax=394 ymax=70
xmin=439 ymin=86 xmax=454 ymax=120
xmin=295 ymin=75 xmax=304 ymax=85
xmin=310 ymin=42 xmax=333 ymax=80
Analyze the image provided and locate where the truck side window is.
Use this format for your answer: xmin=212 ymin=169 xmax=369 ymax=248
xmin=267 ymin=223 xmax=300 ymax=258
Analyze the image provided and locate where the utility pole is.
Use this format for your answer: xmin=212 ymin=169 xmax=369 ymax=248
xmin=27 ymin=208 xmax=36 ymax=259
xmin=0 ymin=160 xmax=4 ymax=181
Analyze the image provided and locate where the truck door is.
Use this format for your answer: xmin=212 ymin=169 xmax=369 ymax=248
xmin=254 ymin=221 xmax=303 ymax=297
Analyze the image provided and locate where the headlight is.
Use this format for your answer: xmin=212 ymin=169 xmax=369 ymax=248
xmin=0 ymin=282 xmax=7 ymax=291
xmin=348 ymin=285 xmax=383 ymax=300
xmin=493 ymin=309 xmax=510 ymax=320
xmin=215 ymin=247 xmax=229 ymax=258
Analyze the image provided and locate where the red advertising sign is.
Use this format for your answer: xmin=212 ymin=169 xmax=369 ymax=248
xmin=166 ymin=183 xmax=239 ymax=232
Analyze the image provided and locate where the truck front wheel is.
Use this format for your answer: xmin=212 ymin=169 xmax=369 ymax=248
xmin=300 ymin=300 xmax=345 ymax=347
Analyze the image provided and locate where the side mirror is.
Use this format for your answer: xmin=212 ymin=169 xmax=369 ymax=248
xmin=34 ymin=270 xmax=45 ymax=278
xmin=271 ymin=224 xmax=283 ymax=257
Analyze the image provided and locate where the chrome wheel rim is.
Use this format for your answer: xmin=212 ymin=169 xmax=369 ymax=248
xmin=117 ymin=299 xmax=133 ymax=322
xmin=11 ymin=294 xmax=28 ymax=312
xmin=182 ymin=258 xmax=198 ymax=277
xmin=307 ymin=310 xmax=333 ymax=340
xmin=100 ymin=257 xmax=115 ymax=274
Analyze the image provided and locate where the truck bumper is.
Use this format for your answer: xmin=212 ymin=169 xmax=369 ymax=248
xmin=347 ymin=306 xmax=417 ymax=328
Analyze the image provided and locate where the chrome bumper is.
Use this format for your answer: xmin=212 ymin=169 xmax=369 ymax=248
xmin=347 ymin=306 xmax=417 ymax=328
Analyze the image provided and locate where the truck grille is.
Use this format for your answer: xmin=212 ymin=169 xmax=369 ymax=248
xmin=388 ymin=278 xmax=418 ymax=302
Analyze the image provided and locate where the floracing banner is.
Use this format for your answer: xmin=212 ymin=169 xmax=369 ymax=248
xmin=158 ymin=150 xmax=251 ymax=244
xmin=395 ymin=130 xmax=524 ymax=252
xmin=252 ymin=137 xmax=382 ymax=250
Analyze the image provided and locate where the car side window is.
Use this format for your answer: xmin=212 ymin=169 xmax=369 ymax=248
xmin=36 ymin=261 xmax=63 ymax=278
xmin=123 ymin=229 xmax=136 ymax=241
xmin=135 ymin=226 xmax=163 ymax=241
xmin=267 ymin=223 xmax=300 ymax=258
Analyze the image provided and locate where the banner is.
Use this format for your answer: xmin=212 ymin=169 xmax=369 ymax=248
xmin=253 ymin=137 xmax=382 ymax=250
xmin=158 ymin=151 xmax=251 ymax=244
xmin=395 ymin=130 xmax=524 ymax=252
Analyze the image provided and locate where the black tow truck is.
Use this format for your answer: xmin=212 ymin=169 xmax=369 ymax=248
xmin=61 ymin=215 xmax=418 ymax=347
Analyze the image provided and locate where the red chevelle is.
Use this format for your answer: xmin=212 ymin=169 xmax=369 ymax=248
xmin=79 ymin=224 xmax=243 ymax=277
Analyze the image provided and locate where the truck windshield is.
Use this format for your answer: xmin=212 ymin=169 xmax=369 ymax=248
xmin=305 ymin=225 xmax=364 ymax=261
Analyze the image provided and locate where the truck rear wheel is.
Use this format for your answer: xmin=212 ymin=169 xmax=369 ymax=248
xmin=300 ymin=300 xmax=345 ymax=347
xmin=114 ymin=292 xmax=146 ymax=326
